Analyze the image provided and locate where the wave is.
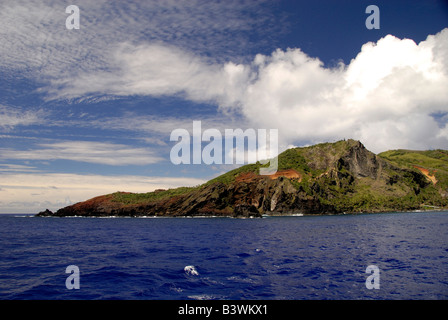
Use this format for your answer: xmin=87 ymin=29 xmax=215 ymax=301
xmin=187 ymin=294 xmax=224 ymax=300
xmin=262 ymin=213 xmax=304 ymax=217
xmin=184 ymin=265 xmax=199 ymax=276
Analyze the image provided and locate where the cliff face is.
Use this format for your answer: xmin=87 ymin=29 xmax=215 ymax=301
xmin=37 ymin=140 xmax=448 ymax=217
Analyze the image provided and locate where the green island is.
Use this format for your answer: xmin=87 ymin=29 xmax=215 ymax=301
xmin=37 ymin=139 xmax=448 ymax=217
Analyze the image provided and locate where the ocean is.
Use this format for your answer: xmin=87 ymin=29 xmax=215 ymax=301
xmin=0 ymin=211 xmax=447 ymax=300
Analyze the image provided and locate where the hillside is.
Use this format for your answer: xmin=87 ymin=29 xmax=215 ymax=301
xmin=378 ymin=149 xmax=448 ymax=197
xmin=37 ymin=140 xmax=448 ymax=217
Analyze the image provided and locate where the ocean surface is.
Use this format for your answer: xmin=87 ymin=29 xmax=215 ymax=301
xmin=0 ymin=211 xmax=447 ymax=300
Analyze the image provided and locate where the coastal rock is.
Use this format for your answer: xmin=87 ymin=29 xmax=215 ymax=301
xmin=233 ymin=204 xmax=261 ymax=218
xmin=37 ymin=209 xmax=54 ymax=216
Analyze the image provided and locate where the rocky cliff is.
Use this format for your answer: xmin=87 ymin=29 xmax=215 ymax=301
xmin=37 ymin=139 xmax=448 ymax=217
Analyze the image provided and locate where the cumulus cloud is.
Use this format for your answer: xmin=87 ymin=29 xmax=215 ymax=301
xmin=238 ymin=29 xmax=448 ymax=152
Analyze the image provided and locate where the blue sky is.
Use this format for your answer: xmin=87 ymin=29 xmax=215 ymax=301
xmin=1 ymin=0 xmax=448 ymax=213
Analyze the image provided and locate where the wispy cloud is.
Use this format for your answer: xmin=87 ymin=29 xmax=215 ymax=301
xmin=0 ymin=164 xmax=41 ymax=173
xmin=0 ymin=105 xmax=46 ymax=130
xmin=86 ymin=113 xmax=249 ymax=136
xmin=42 ymin=41 xmax=254 ymax=106
xmin=0 ymin=0 xmax=281 ymax=90
xmin=0 ymin=141 xmax=163 ymax=165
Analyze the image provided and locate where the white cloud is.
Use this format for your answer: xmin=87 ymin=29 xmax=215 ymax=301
xmin=0 ymin=0 xmax=279 ymax=85
xmin=0 ymin=173 xmax=206 ymax=213
xmin=46 ymin=42 xmax=252 ymax=105
xmin=89 ymin=113 xmax=248 ymax=137
xmin=0 ymin=105 xmax=45 ymax=130
xmin=42 ymin=28 xmax=448 ymax=153
xmin=0 ymin=141 xmax=163 ymax=165
xmin=0 ymin=164 xmax=40 ymax=173
xmin=249 ymin=29 xmax=448 ymax=152
xmin=1 ymin=1 xmax=447 ymax=153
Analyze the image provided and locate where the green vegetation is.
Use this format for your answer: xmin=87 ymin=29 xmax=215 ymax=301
xmin=379 ymin=149 xmax=448 ymax=170
xmin=204 ymin=139 xmax=359 ymax=186
xmin=111 ymin=186 xmax=198 ymax=205
xmin=277 ymin=148 xmax=315 ymax=175
xmin=203 ymin=163 xmax=261 ymax=185
xmin=379 ymin=149 xmax=448 ymax=192
xmin=285 ymin=141 xmax=448 ymax=213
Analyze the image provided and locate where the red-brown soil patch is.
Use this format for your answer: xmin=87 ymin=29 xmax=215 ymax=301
xmin=70 ymin=194 xmax=116 ymax=210
xmin=268 ymin=169 xmax=302 ymax=181
xmin=235 ymin=169 xmax=302 ymax=183
xmin=413 ymin=165 xmax=437 ymax=184
xmin=235 ymin=171 xmax=260 ymax=182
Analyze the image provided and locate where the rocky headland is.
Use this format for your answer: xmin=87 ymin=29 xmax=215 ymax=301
xmin=37 ymin=139 xmax=448 ymax=218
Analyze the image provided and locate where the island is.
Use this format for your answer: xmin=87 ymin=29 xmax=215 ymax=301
xmin=36 ymin=139 xmax=448 ymax=218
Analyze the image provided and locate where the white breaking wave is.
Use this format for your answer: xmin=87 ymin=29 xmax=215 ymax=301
xmin=184 ymin=265 xmax=199 ymax=276
xmin=188 ymin=294 xmax=224 ymax=300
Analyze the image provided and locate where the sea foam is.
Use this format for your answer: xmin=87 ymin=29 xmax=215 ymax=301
xmin=184 ymin=265 xmax=199 ymax=276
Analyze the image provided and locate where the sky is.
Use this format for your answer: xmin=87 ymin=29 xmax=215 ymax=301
xmin=1 ymin=0 xmax=448 ymax=213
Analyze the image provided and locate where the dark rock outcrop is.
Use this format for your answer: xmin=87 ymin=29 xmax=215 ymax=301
xmin=37 ymin=209 xmax=54 ymax=216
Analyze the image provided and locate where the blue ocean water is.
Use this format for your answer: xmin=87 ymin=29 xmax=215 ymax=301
xmin=0 ymin=211 xmax=447 ymax=300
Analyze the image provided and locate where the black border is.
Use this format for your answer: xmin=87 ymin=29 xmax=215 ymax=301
xmin=1 ymin=300 xmax=446 ymax=318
